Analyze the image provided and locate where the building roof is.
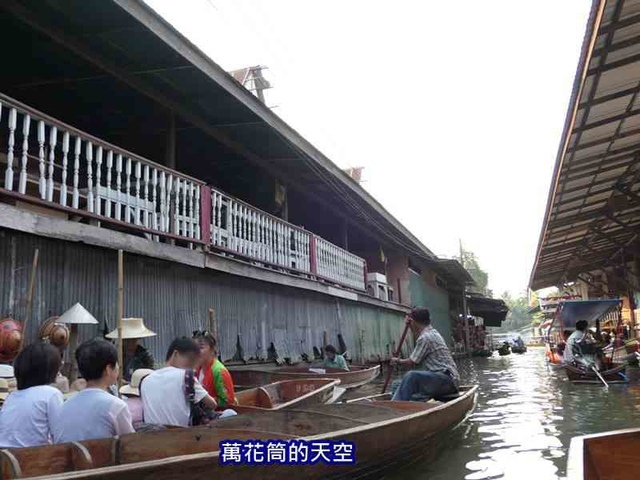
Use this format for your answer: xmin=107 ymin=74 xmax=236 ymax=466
xmin=435 ymin=259 xmax=476 ymax=290
xmin=530 ymin=0 xmax=640 ymax=290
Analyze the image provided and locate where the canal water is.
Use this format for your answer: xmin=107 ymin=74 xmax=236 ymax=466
xmin=386 ymin=347 xmax=640 ymax=480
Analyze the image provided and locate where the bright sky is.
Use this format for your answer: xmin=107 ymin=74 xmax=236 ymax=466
xmin=145 ymin=0 xmax=592 ymax=296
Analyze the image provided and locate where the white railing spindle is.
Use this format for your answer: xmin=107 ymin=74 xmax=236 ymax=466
xmin=18 ymin=113 xmax=30 ymax=194
xmin=72 ymin=137 xmax=81 ymax=209
xmin=95 ymin=146 xmax=103 ymax=215
xmin=37 ymin=121 xmax=45 ymax=199
xmin=46 ymin=125 xmax=57 ymax=202
xmin=59 ymin=131 xmax=69 ymax=204
xmin=4 ymin=108 xmax=17 ymax=191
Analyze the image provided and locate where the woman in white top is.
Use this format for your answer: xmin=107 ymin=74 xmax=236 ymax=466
xmin=0 ymin=343 xmax=63 ymax=448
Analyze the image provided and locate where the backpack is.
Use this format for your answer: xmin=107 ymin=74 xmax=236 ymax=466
xmin=184 ymin=369 xmax=219 ymax=426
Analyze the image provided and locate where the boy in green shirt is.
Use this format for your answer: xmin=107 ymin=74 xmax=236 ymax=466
xmin=323 ymin=345 xmax=349 ymax=371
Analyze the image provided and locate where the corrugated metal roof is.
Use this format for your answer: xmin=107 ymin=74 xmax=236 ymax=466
xmin=531 ymin=0 xmax=640 ymax=290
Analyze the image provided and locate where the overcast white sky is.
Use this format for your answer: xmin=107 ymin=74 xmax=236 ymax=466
xmin=146 ymin=0 xmax=592 ymax=296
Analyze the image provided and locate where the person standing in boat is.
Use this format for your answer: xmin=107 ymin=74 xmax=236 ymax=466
xmin=323 ymin=345 xmax=350 ymax=371
xmin=193 ymin=330 xmax=237 ymax=408
xmin=0 ymin=343 xmax=63 ymax=448
xmin=105 ymin=318 xmax=156 ymax=382
xmin=52 ymin=339 xmax=134 ymax=442
xmin=390 ymin=308 xmax=459 ymax=401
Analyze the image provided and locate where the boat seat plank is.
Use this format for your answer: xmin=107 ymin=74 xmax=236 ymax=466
xmin=207 ymin=409 xmax=365 ymax=435
xmin=0 ymin=442 xmax=94 ymax=479
xmin=78 ymin=438 xmax=117 ymax=469
xmin=292 ymin=404 xmax=412 ymax=423
xmin=256 ymin=387 xmax=274 ymax=408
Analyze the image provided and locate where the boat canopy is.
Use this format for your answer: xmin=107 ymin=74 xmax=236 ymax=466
xmin=555 ymin=299 xmax=620 ymax=329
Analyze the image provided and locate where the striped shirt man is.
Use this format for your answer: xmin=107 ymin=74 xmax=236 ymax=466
xmin=410 ymin=326 xmax=460 ymax=383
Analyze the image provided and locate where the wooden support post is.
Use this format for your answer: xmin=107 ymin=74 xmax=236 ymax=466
xmin=208 ymin=308 xmax=218 ymax=341
xmin=117 ymin=250 xmax=124 ymax=395
xmin=462 ymin=288 xmax=471 ymax=358
xmin=68 ymin=324 xmax=78 ymax=382
xmin=19 ymin=248 xmax=39 ymax=351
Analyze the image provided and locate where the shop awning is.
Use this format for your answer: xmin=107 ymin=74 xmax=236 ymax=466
xmin=467 ymin=295 xmax=509 ymax=327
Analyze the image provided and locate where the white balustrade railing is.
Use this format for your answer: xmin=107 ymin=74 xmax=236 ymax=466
xmin=211 ymin=188 xmax=311 ymax=272
xmin=210 ymin=187 xmax=366 ymax=290
xmin=0 ymin=94 xmax=202 ymax=242
xmin=315 ymin=236 xmax=366 ymax=290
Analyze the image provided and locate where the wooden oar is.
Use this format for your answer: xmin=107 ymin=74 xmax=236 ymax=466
xmin=591 ymin=365 xmax=609 ymax=388
xmin=381 ymin=320 xmax=411 ymax=394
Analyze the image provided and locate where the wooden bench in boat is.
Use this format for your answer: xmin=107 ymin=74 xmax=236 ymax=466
xmin=0 ymin=438 xmax=116 ymax=479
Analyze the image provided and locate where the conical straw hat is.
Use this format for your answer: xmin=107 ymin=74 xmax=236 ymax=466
xmin=57 ymin=303 xmax=98 ymax=325
xmin=106 ymin=318 xmax=156 ymax=339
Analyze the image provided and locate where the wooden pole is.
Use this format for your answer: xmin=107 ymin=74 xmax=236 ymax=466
xmin=381 ymin=319 xmax=411 ymax=394
xmin=19 ymin=249 xmax=39 ymax=351
xmin=117 ymin=250 xmax=124 ymax=395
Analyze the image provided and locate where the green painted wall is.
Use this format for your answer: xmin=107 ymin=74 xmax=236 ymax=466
xmin=409 ymin=271 xmax=452 ymax=346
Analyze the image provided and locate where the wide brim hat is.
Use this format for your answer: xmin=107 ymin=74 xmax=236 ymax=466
xmin=119 ymin=368 xmax=154 ymax=396
xmin=0 ymin=378 xmax=9 ymax=400
xmin=106 ymin=318 xmax=156 ymax=340
xmin=39 ymin=317 xmax=70 ymax=348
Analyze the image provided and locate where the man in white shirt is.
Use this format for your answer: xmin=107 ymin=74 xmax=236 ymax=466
xmin=53 ymin=339 xmax=134 ymax=442
xmin=142 ymin=337 xmax=217 ymax=427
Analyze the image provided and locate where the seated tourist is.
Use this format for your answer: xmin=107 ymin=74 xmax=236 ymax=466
xmin=193 ymin=330 xmax=237 ymax=409
xmin=564 ymin=320 xmax=595 ymax=367
xmin=141 ymin=337 xmax=218 ymax=427
xmin=391 ymin=308 xmax=459 ymax=401
xmin=0 ymin=343 xmax=63 ymax=448
xmin=53 ymin=339 xmax=134 ymax=442
xmin=119 ymin=368 xmax=154 ymax=428
xmin=323 ymin=345 xmax=350 ymax=371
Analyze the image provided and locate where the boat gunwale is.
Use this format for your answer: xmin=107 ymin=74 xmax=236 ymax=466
xmin=14 ymin=385 xmax=478 ymax=480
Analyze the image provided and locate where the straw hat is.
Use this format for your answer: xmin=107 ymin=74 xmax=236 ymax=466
xmin=106 ymin=318 xmax=156 ymax=340
xmin=57 ymin=303 xmax=99 ymax=325
xmin=119 ymin=368 xmax=154 ymax=396
xmin=0 ymin=378 xmax=10 ymax=402
xmin=39 ymin=316 xmax=70 ymax=348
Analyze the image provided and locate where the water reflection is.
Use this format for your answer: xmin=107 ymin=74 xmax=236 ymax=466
xmin=391 ymin=348 xmax=640 ymax=480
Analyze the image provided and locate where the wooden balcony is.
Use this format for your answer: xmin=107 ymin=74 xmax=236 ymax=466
xmin=0 ymin=93 xmax=366 ymax=292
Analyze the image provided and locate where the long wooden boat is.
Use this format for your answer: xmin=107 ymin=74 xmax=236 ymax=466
xmin=230 ymin=364 xmax=380 ymax=390
xmin=567 ymin=428 xmax=640 ymax=479
xmin=233 ymin=378 xmax=340 ymax=412
xmin=0 ymin=386 xmax=478 ymax=480
xmin=564 ymin=363 xmax=627 ymax=384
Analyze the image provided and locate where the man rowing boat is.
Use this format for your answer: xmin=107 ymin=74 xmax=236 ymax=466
xmin=390 ymin=308 xmax=459 ymax=401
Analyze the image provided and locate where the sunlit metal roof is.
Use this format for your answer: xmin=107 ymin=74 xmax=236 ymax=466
xmin=531 ymin=0 xmax=640 ymax=290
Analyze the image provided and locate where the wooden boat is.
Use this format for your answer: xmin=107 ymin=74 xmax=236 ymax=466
xmin=564 ymin=363 xmax=627 ymax=384
xmin=511 ymin=346 xmax=527 ymax=354
xmin=567 ymin=428 xmax=640 ymax=479
xmin=230 ymin=364 xmax=380 ymax=390
xmin=472 ymin=349 xmax=493 ymax=357
xmin=233 ymin=378 xmax=340 ymax=412
xmin=0 ymin=386 xmax=478 ymax=480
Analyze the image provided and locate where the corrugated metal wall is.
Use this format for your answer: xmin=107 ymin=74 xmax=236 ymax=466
xmin=409 ymin=270 xmax=452 ymax=345
xmin=0 ymin=229 xmax=407 ymax=364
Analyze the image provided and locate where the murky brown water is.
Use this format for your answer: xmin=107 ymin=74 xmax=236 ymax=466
xmin=380 ymin=347 xmax=640 ymax=480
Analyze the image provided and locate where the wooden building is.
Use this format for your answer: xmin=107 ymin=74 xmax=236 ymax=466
xmin=0 ymin=0 xmax=475 ymax=362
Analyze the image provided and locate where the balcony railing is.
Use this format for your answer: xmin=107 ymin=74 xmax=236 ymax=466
xmin=0 ymin=93 xmax=366 ymax=292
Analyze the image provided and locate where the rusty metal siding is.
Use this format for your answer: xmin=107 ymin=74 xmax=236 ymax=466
xmin=0 ymin=229 xmax=406 ymax=364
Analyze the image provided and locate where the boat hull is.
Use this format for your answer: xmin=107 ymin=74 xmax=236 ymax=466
xmin=1 ymin=387 xmax=478 ymax=480
xmin=567 ymin=428 xmax=640 ymax=479
xmin=234 ymin=378 xmax=339 ymax=413
xmin=564 ymin=363 xmax=627 ymax=384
